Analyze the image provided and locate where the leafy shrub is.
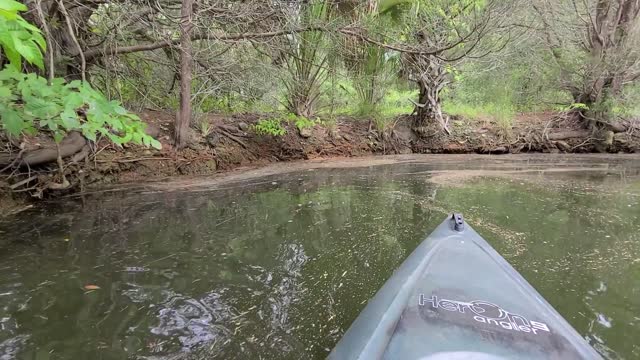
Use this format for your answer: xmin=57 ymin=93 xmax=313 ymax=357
xmin=284 ymin=113 xmax=315 ymax=130
xmin=0 ymin=0 xmax=46 ymax=70
xmin=0 ymin=0 xmax=160 ymax=149
xmin=253 ymin=118 xmax=287 ymax=136
xmin=195 ymin=119 xmax=213 ymax=137
xmin=0 ymin=67 xmax=160 ymax=148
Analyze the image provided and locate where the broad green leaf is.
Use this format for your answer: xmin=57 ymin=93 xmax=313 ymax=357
xmin=63 ymin=91 xmax=85 ymax=109
xmin=40 ymin=117 xmax=59 ymax=131
xmin=112 ymin=104 xmax=128 ymax=115
xmin=24 ymin=96 xmax=62 ymax=119
xmin=1 ymin=105 xmax=25 ymax=135
xmin=67 ymin=80 xmax=82 ymax=89
xmin=15 ymin=16 xmax=44 ymax=37
xmin=118 ymin=131 xmax=133 ymax=144
xmin=3 ymin=44 xmax=21 ymax=70
xmin=19 ymin=80 xmax=32 ymax=98
xmin=107 ymin=132 xmax=125 ymax=145
xmin=0 ymin=8 xmax=18 ymax=20
xmin=0 ymin=0 xmax=27 ymax=12
xmin=145 ymin=137 xmax=162 ymax=150
xmin=0 ymin=66 xmax=24 ymax=81
xmin=109 ymin=116 xmax=123 ymax=131
xmin=13 ymin=39 xmax=44 ymax=69
xmin=60 ymin=107 xmax=81 ymax=129
xmin=81 ymin=126 xmax=97 ymax=142
xmin=0 ymin=85 xmax=11 ymax=97
xmin=51 ymin=78 xmax=66 ymax=87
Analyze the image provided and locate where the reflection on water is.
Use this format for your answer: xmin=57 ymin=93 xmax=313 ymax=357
xmin=0 ymin=155 xmax=639 ymax=359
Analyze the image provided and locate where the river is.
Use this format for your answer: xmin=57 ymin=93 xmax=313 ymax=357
xmin=0 ymin=154 xmax=638 ymax=359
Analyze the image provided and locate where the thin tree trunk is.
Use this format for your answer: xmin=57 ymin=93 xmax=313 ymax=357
xmin=175 ymin=0 xmax=194 ymax=149
xmin=33 ymin=0 xmax=55 ymax=83
xmin=57 ymin=0 xmax=86 ymax=82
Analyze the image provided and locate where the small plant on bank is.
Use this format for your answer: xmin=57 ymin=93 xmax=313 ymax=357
xmin=253 ymin=118 xmax=287 ymax=136
xmin=285 ymin=113 xmax=315 ymax=131
xmin=373 ymin=114 xmax=395 ymax=133
xmin=316 ymin=116 xmax=337 ymax=130
xmin=195 ymin=119 xmax=213 ymax=137
xmin=569 ymin=103 xmax=589 ymax=111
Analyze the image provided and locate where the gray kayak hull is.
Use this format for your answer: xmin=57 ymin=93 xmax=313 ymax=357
xmin=329 ymin=215 xmax=602 ymax=359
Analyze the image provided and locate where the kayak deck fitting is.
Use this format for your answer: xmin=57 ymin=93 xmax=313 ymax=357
xmin=329 ymin=214 xmax=602 ymax=360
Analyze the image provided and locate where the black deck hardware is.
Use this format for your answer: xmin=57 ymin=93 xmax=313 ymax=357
xmin=452 ymin=213 xmax=464 ymax=232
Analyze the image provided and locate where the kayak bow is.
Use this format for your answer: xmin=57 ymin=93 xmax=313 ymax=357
xmin=329 ymin=214 xmax=601 ymax=360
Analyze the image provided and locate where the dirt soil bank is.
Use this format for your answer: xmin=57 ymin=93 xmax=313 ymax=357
xmin=1 ymin=110 xmax=639 ymax=207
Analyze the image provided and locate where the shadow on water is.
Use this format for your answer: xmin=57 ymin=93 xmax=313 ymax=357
xmin=0 ymin=155 xmax=639 ymax=359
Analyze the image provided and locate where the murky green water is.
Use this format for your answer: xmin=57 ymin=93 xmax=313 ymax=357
xmin=0 ymin=155 xmax=639 ymax=359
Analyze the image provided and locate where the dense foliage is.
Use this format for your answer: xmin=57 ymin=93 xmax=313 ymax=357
xmin=0 ymin=0 xmax=159 ymax=148
xmin=0 ymin=67 xmax=160 ymax=147
xmin=2 ymin=0 xmax=640 ymax=143
xmin=0 ymin=0 xmax=45 ymax=69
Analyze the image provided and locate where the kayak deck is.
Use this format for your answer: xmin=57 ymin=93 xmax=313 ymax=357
xmin=329 ymin=214 xmax=601 ymax=359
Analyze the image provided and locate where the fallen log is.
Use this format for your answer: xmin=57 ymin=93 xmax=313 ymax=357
xmin=0 ymin=132 xmax=87 ymax=167
xmin=546 ymin=130 xmax=591 ymax=141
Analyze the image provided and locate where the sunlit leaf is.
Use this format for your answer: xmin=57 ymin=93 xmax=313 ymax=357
xmin=0 ymin=0 xmax=27 ymax=12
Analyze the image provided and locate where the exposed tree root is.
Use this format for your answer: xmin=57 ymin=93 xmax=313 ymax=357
xmin=0 ymin=132 xmax=86 ymax=167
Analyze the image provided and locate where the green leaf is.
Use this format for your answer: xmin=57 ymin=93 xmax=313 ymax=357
xmin=0 ymin=0 xmax=27 ymax=12
xmin=67 ymin=80 xmax=82 ymax=89
xmin=0 ymin=8 xmax=18 ymax=20
xmin=40 ymin=117 xmax=58 ymax=131
xmin=3 ymin=44 xmax=21 ymax=70
xmin=146 ymin=136 xmax=162 ymax=150
xmin=1 ymin=105 xmax=25 ymax=135
xmin=24 ymin=96 xmax=61 ymax=119
xmin=51 ymin=77 xmax=65 ymax=87
xmin=19 ymin=80 xmax=32 ymax=98
xmin=0 ymin=85 xmax=11 ymax=97
xmin=16 ymin=17 xmax=44 ymax=37
xmin=0 ymin=66 xmax=24 ymax=81
xmin=53 ymin=131 xmax=64 ymax=143
xmin=107 ymin=132 xmax=124 ymax=145
xmin=60 ymin=107 xmax=81 ymax=129
xmin=13 ymin=39 xmax=44 ymax=69
xmin=112 ymin=104 xmax=128 ymax=115
xmin=81 ymin=126 xmax=97 ymax=142
xmin=64 ymin=91 xmax=85 ymax=109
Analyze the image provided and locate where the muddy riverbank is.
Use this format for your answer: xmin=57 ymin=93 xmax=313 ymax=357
xmin=1 ymin=111 xmax=639 ymax=208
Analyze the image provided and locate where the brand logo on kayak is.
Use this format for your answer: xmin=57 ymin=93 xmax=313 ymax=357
xmin=418 ymin=294 xmax=550 ymax=335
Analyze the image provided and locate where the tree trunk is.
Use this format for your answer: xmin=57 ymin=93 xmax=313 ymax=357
xmin=25 ymin=0 xmax=96 ymax=81
xmin=569 ymin=0 xmax=640 ymax=128
xmin=411 ymin=55 xmax=448 ymax=131
xmin=175 ymin=0 xmax=194 ymax=149
xmin=414 ymin=79 xmax=445 ymax=128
